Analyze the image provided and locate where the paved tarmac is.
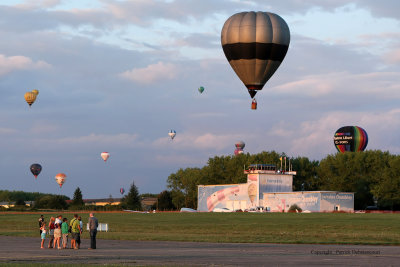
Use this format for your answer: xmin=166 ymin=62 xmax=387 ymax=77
xmin=0 ymin=236 xmax=399 ymax=266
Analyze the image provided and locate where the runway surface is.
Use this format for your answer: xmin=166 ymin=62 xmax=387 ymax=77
xmin=0 ymin=236 xmax=398 ymax=266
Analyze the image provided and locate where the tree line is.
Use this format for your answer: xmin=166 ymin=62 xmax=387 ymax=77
xmin=165 ymin=150 xmax=400 ymax=210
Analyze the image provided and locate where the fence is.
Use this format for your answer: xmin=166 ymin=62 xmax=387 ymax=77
xmin=86 ymin=223 xmax=108 ymax=232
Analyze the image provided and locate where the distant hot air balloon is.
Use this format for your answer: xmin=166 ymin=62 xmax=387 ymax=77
xmin=334 ymin=126 xmax=368 ymax=153
xmin=30 ymin=163 xmax=42 ymax=179
xmin=55 ymin=173 xmax=66 ymax=188
xmin=198 ymin=86 xmax=205 ymax=94
xmin=120 ymin=188 xmax=125 ymax=195
xmin=221 ymin=11 xmax=290 ymax=109
xmin=235 ymin=141 xmax=245 ymax=150
xmin=101 ymin=152 xmax=110 ymax=162
xmin=24 ymin=91 xmax=37 ymax=106
xmin=168 ymin=130 xmax=176 ymax=140
xmin=31 ymin=89 xmax=39 ymax=96
xmin=234 ymin=141 xmax=245 ymax=155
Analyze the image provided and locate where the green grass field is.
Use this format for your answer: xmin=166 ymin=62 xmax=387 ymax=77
xmin=1 ymin=212 xmax=399 ymax=245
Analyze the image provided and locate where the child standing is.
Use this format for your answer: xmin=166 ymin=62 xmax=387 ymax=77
xmin=40 ymin=222 xmax=46 ymax=249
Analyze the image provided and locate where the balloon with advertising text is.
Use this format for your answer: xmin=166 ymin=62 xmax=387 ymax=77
xmin=334 ymin=126 xmax=368 ymax=153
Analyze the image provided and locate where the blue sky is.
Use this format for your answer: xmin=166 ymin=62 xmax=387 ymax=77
xmin=0 ymin=0 xmax=399 ymax=198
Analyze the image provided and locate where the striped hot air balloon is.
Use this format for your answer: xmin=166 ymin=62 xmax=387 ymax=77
xmin=120 ymin=188 xmax=125 ymax=195
xmin=221 ymin=11 xmax=290 ymax=107
xmin=334 ymin=126 xmax=368 ymax=153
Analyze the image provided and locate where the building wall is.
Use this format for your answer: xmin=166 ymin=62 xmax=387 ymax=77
xmin=263 ymin=192 xmax=321 ymax=212
xmin=197 ymin=183 xmax=257 ymax=212
xmin=263 ymin=191 xmax=354 ymax=212
xmin=320 ymin=192 xmax=354 ymax=212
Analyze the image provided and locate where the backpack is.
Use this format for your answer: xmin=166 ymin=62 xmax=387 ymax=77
xmin=69 ymin=218 xmax=75 ymax=233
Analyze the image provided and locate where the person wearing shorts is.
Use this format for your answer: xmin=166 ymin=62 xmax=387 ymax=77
xmin=70 ymin=214 xmax=81 ymax=249
xmin=40 ymin=222 xmax=46 ymax=249
xmin=61 ymin=218 xmax=69 ymax=249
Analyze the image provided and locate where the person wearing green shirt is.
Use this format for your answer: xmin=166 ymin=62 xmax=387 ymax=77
xmin=61 ymin=218 xmax=69 ymax=249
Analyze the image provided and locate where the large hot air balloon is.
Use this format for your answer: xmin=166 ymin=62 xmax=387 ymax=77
xmin=55 ymin=173 xmax=67 ymax=188
xmin=120 ymin=188 xmax=125 ymax=195
xmin=221 ymin=11 xmax=290 ymax=109
xmin=24 ymin=91 xmax=37 ymax=106
xmin=101 ymin=152 xmax=110 ymax=162
xmin=30 ymin=163 xmax=42 ymax=179
xmin=168 ymin=130 xmax=176 ymax=140
xmin=334 ymin=126 xmax=368 ymax=153
xmin=198 ymin=86 xmax=204 ymax=94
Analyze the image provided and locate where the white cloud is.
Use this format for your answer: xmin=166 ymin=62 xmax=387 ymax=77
xmin=119 ymin=61 xmax=178 ymax=84
xmin=0 ymin=128 xmax=18 ymax=135
xmin=38 ymin=133 xmax=139 ymax=147
xmin=383 ymin=48 xmax=400 ymax=64
xmin=0 ymin=54 xmax=51 ymax=76
xmin=274 ymin=71 xmax=400 ymax=98
xmin=152 ymin=132 xmax=244 ymax=151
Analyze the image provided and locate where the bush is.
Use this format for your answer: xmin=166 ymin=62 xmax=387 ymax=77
xmin=288 ymin=204 xmax=302 ymax=213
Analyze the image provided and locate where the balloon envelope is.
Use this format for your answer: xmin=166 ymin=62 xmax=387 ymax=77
xmin=120 ymin=188 xmax=125 ymax=195
xmin=55 ymin=173 xmax=67 ymax=188
xmin=30 ymin=163 xmax=42 ymax=178
xmin=221 ymin=11 xmax=290 ymax=98
xmin=235 ymin=141 xmax=245 ymax=149
xmin=101 ymin=152 xmax=110 ymax=162
xmin=198 ymin=86 xmax=204 ymax=94
xmin=334 ymin=126 xmax=368 ymax=153
xmin=24 ymin=92 xmax=36 ymax=106
xmin=168 ymin=130 xmax=176 ymax=140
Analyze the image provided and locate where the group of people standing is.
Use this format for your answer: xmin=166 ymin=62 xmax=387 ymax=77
xmin=39 ymin=213 xmax=98 ymax=250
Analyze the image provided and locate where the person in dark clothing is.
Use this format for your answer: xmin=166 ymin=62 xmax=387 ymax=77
xmin=88 ymin=213 xmax=98 ymax=249
xmin=38 ymin=215 xmax=44 ymax=234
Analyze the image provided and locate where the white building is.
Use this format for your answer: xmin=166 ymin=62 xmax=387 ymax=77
xmin=197 ymin=164 xmax=354 ymax=212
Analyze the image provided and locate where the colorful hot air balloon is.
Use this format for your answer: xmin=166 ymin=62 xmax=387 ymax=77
xmin=198 ymin=86 xmax=205 ymax=94
xmin=235 ymin=141 xmax=245 ymax=150
xmin=30 ymin=163 xmax=42 ymax=179
xmin=24 ymin=91 xmax=37 ymax=106
xmin=334 ymin=126 xmax=368 ymax=153
xmin=120 ymin=188 xmax=125 ymax=195
xmin=221 ymin=11 xmax=290 ymax=108
xmin=31 ymin=89 xmax=39 ymax=96
xmin=55 ymin=173 xmax=67 ymax=188
xmin=168 ymin=130 xmax=176 ymax=140
xmin=101 ymin=152 xmax=110 ymax=162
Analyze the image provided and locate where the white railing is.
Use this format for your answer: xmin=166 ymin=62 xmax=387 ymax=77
xmin=86 ymin=223 xmax=108 ymax=232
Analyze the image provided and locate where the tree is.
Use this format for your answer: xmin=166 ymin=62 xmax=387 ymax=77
xmin=157 ymin=190 xmax=175 ymax=211
xmin=71 ymin=187 xmax=84 ymax=207
xmin=34 ymin=195 xmax=68 ymax=210
xmin=121 ymin=181 xmax=142 ymax=210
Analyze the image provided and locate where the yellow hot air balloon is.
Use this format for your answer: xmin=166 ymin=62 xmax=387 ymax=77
xmin=24 ymin=92 xmax=37 ymax=106
xmin=31 ymin=89 xmax=39 ymax=96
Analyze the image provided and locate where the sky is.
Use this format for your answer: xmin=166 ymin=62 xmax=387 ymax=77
xmin=0 ymin=0 xmax=399 ymax=198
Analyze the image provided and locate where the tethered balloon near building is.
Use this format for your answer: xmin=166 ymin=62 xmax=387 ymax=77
xmin=334 ymin=126 xmax=368 ymax=153
xmin=221 ymin=11 xmax=290 ymax=110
